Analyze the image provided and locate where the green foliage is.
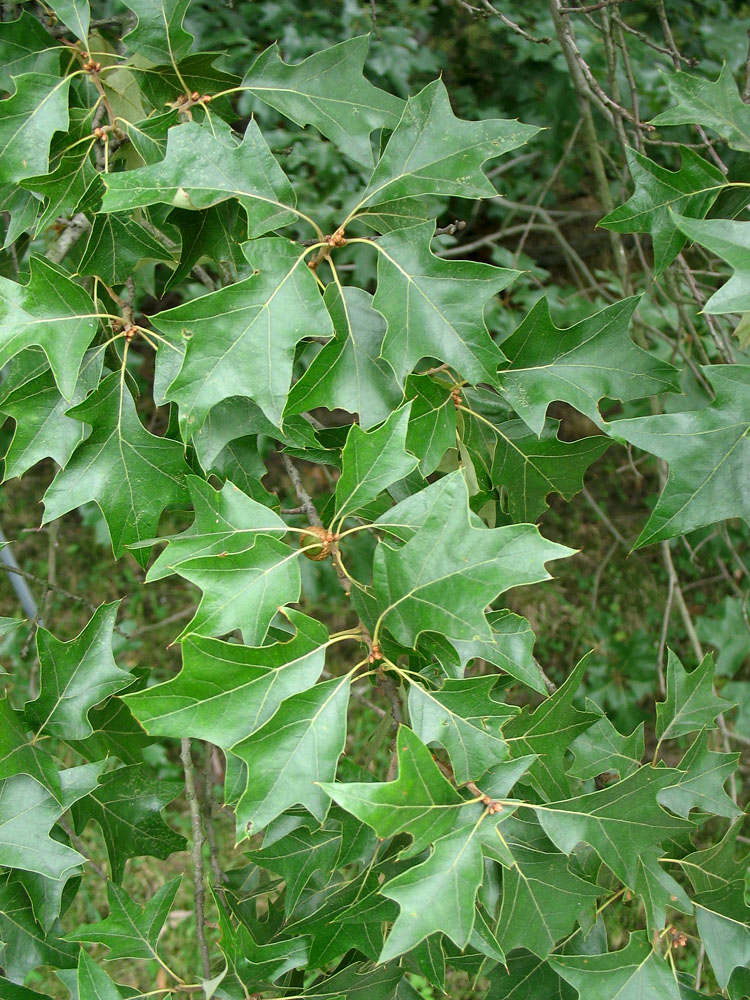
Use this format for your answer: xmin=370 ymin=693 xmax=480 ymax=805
xmin=0 ymin=5 xmax=747 ymax=999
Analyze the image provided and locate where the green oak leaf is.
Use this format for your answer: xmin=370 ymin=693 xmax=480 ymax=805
xmin=372 ymin=471 xmax=573 ymax=647
xmin=245 ymin=825 xmax=342 ymax=916
xmin=285 ymin=284 xmax=403 ymax=429
xmin=0 ymin=348 xmax=103 ymax=480
xmin=154 ymin=237 xmax=333 ymax=428
xmin=502 ymin=657 xmax=608 ymax=799
xmin=634 ymin=850 xmax=692 ymax=940
xmin=78 ymin=213 xmax=174 ymax=284
xmin=21 ymin=145 xmax=98 ymax=237
xmin=136 ymin=52 xmax=239 ymax=109
xmin=0 ymin=881 xmax=77 ymax=986
xmin=71 ymin=764 xmax=185 ymax=882
xmin=302 ymin=962 xmax=403 ymax=999
xmin=0 ymin=185 xmax=40 ymax=248
xmin=0 ymin=13 xmax=61 ymax=92
xmin=66 ymin=679 xmax=155 ymax=766
xmin=334 ymin=403 xmax=417 ymax=522
xmin=658 ymin=731 xmax=741 ymax=819
xmin=412 ymin=935 xmax=446 ymax=992
xmin=57 ymin=762 xmax=107 ymax=812
xmin=11 ymin=861 xmax=82 ymax=942
xmin=671 ymin=213 xmax=750 ymax=313
xmin=535 ymin=766 xmax=694 ymax=887
xmin=24 ymin=602 xmax=131 ymax=741
xmin=121 ymin=109 xmax=178 ymax=165
xmin=243 ymin=36 xmax=404 ymax=166
xmin=164 ymin=202 xmax=240 ymax=292
xmin=101 ymin=121 xmax=298 ymax=239
xmin=123 ymin=0 xmax=192 ymax=64
xmin=171 ymin=534 xmax=301 ymax=643
xmin=77 ymin=949 xmax=125 ymax=1000
xmin=0 ymin=697 xmax=61 ymax=798
xmin=599 ymin=147 xmax=725 ymax=275
xmin=550 ymin=931 xmax=681 ymax=1000
xmin=611 ymin=366 xmax=750 ymax=548
xmin=321 ymin=725 xmax=466 ymax=855
xmin=0 ymin=73 xmax=71 ymax=184
xmin=297 ymin=871 xmax=395 ymax=967
xmin=407 ymin=676 xmax=518 ymax=783
xmin=694 ymin=880 xmax=750 ymax=990
xmin=472 ymin=756 xmax=536 ymax=801
xmin=217 ymin=905 xmax=310 ymax=991
xmin=190 ymin=436 xmax=273 ymax=503
xmin=656 ymin=649 xmax=734 ymax=742
xmin=447 ymin=610 xmax=544 ymax=693
xmin=42 ymin=373 xmax=191 ymax=566
xmin=356 ymin=78 xmax=539 ymax=208
xmin=45 ymin=1 xmax=89 ymax=43
xmin=568 ymin=714 xmax=644 ymax=780
xmin=145 ymin=475 xmax=287 ymax=582
xmin=405 ymin=374 xmax=456 ymax=475
xmin=487 ymin=949 xmax=574 ymax=1000
xmin=232 ymin=674 xmax=350 ymax=836
xmin=651 ymin=65 xmax=750 ymax=152
xmin=0 ymin=774 xmax=85 ymax=880
xmin=0 ymin=255 xmax=98 ymax=399
xmin=0 ymin=617 xmax=23 ymax=637
xmin=123 ymin=608 xmax=328 ymax=748
xmin=371 ymin=220 xmax=517 ymax=384
xmin=0 ymin=978 xmax=60 ymax=1000
xmin=373 ymin=471 xmax=483 ymax=541
xmin=379 ymin=824 xmax=485 ymax=961
xmin=680 ymin=822 xmax=749 ymax=894
xmin=491 ymin=418 xmax=611 ymax=522
xmin=493 ymin=843 xmax=600 ymax=958
xmin=728 ymin=969 xmax=750 ymax=1000
xmin=355 ymin=197 xmax=429 ymax=234
xmin=66 ymin=877 xmax=181 ymax=960
xmin=190 ymin=397 xmax=278 ymax=471
xmin=498 ymin=296 xmax=678 ymax=435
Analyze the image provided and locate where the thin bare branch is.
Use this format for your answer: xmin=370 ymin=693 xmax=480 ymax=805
xmin=180 ymin=738 xmax=211 ymax=980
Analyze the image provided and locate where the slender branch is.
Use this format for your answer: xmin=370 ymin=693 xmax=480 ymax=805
xmin=47 ymin=212 xmax=91 ymax=264
xmin=280 ymin=453 xmax=322 ymax=527
xmin=560 ymin=0 xmax=633 ymax=11
xmin=656 ymin=547 xmax=674 ymax=697
xmin=479 ymin=1 xmax=552 ymax=43
xmin=0 ymin=562 xmax=131 ymax=637
xmin=0 ymin=523 xmax=38 ymax=620
xmin=613 ymin=14 xmax=696 ymax=66
xmin=200 ymin=746 xmax=228 ymax=910
xmin=580 ymin=488 xmax=629 ymax=548
xmin=547 ymin=0 xmax=633 ymax=294
xmin=180 ymin=738 xmax=211 ymax=980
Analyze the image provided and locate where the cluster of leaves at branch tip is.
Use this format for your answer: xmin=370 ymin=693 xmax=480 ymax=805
xmin=0 ymin=5 xmax=748 ymax=999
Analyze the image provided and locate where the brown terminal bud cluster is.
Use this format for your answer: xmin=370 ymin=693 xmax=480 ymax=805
xmin=83 ymin=57 xmax=102 ymax=72
xmin=480 ymin=795 xmax=503 ymax=815
xmin=668 ymin=927 xmax=688 ymax=949
xmin=451 ymin=386 xmax=463 ymax=407
xmin=325 ymin=227 xmax=347 ymax=248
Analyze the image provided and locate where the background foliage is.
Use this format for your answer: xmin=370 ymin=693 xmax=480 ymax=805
xmin=0 ymin=1 xmax=749 ymax=998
